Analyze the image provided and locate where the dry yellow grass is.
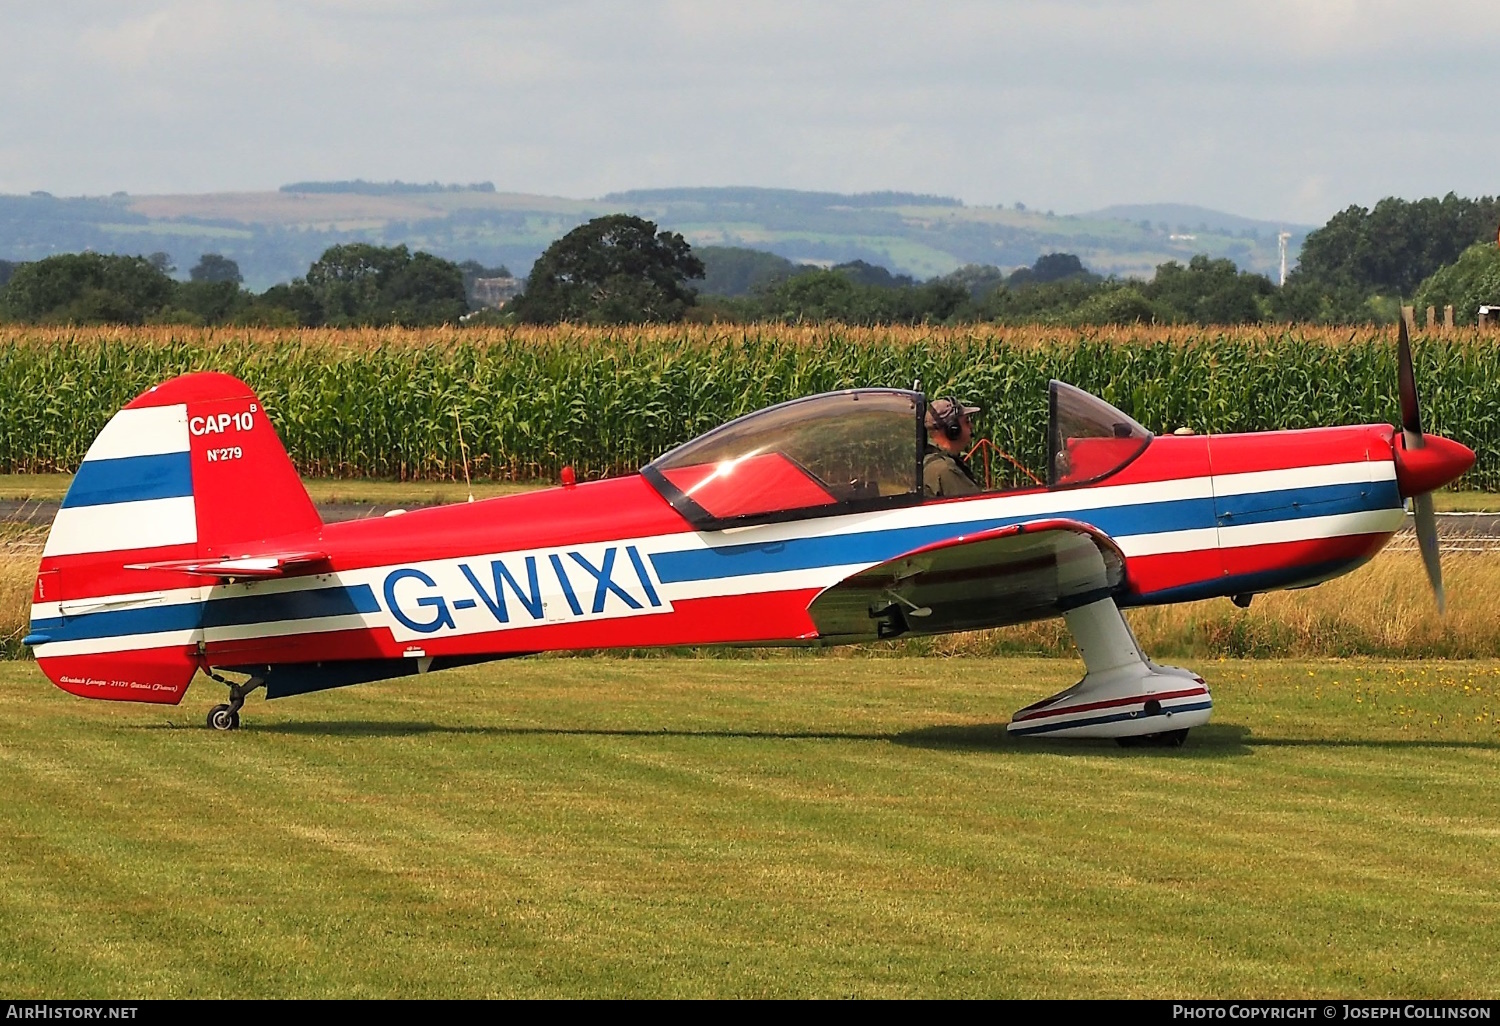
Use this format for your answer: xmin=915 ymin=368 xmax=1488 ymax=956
xmin=0 ymin=525 xmax=41 ymax=657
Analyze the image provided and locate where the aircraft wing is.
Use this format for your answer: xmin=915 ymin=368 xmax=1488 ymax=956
xmin=806 ymin=518 xmax=1126 ymax=642
xmin=123 ymin=551 xmax=332 ymax=580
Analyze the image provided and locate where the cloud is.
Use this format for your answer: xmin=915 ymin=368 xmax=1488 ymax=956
xmin=1 ymin=1 xmax=1497 ymax=223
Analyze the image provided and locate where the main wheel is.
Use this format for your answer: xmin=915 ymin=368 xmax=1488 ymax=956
xmin=1116 ymin=728 xmax=1188 ymax=749
xmin=207 ymin=704 xmax=241 ymax=731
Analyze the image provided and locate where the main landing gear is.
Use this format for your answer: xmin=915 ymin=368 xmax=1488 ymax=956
xmin=204 ymin=670 xmax=265 ymax=731
xmin=1005 ymin=597 xmax=1213 ymax=745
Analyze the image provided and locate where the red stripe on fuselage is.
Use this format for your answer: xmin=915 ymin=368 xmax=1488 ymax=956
xmin=316 ymin=475 xmax=691 ymax=573
xmin=1125 ymin=531 xmax=1394 ymax=602
xmin=1206 ymin=425 xmax=1394 ymax=476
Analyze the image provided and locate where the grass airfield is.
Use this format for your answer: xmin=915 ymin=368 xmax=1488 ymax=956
xmin=2 ymin=655 xmax=1497 ymax=998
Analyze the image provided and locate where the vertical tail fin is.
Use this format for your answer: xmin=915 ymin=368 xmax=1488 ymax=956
xmin=29 ymin=372 xmax=321 ymax=704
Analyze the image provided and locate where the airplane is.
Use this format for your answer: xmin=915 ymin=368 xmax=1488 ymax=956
xmin=24 ymin=327 xmax=1475 ymax=744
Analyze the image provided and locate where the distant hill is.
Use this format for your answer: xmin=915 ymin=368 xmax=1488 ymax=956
xmin=0 ymin=185 xmax=1305 ymax=292
xmin=279 ymin=180 xmax=497 ymax=195
xmin=1080 ymin=203 xmax=1313 ymax=238
xmin=603 ymin=187 xmax=964 ymax=209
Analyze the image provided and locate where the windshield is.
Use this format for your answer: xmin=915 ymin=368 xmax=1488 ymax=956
xmin=645 ymin=390 xmax=923 ymax=527
xmin=1047 ymin=381 xmax=1152 ymax=488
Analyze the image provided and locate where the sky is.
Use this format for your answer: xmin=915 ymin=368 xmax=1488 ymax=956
xmin=1 ymin=1 xmax=1496 ymax=226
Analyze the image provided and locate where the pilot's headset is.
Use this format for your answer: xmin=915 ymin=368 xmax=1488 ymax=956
xmin=931 ymin=397 xmax=968 ymax=440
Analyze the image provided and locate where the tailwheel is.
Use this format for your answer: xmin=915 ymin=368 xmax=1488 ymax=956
xmin=202 ymin=667 xmax=265 ymax=731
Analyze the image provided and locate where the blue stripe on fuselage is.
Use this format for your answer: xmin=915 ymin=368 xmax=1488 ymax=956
xmin=29 ymin=584 xmax=380 ymax=644
xmin=650 ymin=480 xmax=1396 ymax=585
xmin=62 ymin=452 xmax=194 ymax=509
xmin=651 ymin=495 xmax=1214 ymax=584
xmin=1215 ymin=479 xmax=1399 ymax=527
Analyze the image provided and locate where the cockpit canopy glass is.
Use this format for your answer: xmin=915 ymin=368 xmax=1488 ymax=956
xmin=1047 ymin=380 xmax=1152 ymax=488
xmin=645 ymin=390 xmax=922 ymax=528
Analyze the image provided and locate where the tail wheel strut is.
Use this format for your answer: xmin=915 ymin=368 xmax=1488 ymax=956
xmin=203 ymin=667 xmax=265 ymax=731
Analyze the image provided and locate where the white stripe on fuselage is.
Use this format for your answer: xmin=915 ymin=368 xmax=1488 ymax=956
xmin=33 ymin=460 xmax=1401 ymax=657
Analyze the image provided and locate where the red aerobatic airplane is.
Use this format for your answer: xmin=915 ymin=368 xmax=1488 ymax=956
xmin=25 ymin=329 xmax=1474 ymax=743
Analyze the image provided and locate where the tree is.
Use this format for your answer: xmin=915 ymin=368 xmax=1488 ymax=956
xmin=937 ymin=264 xmax=1007 ymax=300
xmin=831 ymin=259 xmax=915 ymax=289
xmin=1414 ymin=243 xmax=1500 ymax=324
xmin=303 ymin=243 xmax=467 ymax=326
xmin=173 ymin=280 xmax=249 ymax=325
xmin=512 ymin=214 xmax=705 ymax=324
xmin=694 ymin=246 xmax=798 ymax=296
xmin=382 ymin=251 xmax=470 ymax=325
xmin=305 ymin=243 xmax=413 ymax=324
xmin=190 ymin=253 xmax=243 ymax=284
xmin=147 ymin=251 xmax=175 ymax=276
xmin=0 ymin=253 xmax=175 ymax=324
xmin=1293 ymin=193 xmax=1500 ymax=300
xmin=1146 ymin=256 xmax=1273 ymax=324
xmin=1006 ymin=253 xmax=1097 ymax=290
xmin=1030 ymin=253 xmax=1090 ymax=284
xmin=1071 ymin=286 xmax=1159 ymax=325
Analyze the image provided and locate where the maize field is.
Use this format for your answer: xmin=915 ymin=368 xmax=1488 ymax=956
xmin=2 ymin=324 xmax=1498 ymax=488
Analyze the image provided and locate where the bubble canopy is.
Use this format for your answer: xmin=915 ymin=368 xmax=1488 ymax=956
xmin=1046 ymin=381 xmax=1152 ymax=489
xmin=643 ymin=389 xmax=925 ymax=528
xmin=640 ymin=383 xmax=1153 ymax=529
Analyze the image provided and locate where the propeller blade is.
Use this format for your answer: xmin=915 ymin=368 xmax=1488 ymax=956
xmin=1397 ymin=317 xmax=1424 ymax=450
xmin=1412 ymin=491 xmax=1445 ymax=614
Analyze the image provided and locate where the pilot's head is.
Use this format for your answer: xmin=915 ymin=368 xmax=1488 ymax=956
xmin=925 ymin=396 xmax=980 ymax=452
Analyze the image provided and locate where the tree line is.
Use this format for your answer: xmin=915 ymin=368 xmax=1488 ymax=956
xmin=0 ymin=245 xmax=510 ymax=327
xmin=504 ymin=200 xmax=1500 ymax=327
xmin=3 ymin=194 xmax=1498 ymax=327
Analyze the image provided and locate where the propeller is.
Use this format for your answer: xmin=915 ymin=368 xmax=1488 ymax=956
xmin=1397 ymin=318 xmax=1446 ymax=613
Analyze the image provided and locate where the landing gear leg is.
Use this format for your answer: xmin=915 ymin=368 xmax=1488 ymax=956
xmin=205 ymin=671 xmax=265 ymax=731
xmin=1007 ymin=597 xmax=1213 ymax=742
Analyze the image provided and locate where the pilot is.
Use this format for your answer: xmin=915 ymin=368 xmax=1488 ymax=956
xmin=923 ymin=396 xmax=983 ymax=497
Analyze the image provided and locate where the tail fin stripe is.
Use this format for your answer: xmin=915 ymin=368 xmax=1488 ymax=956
xmin=62 ymin=451 xmax=194 ymax=509
xmin=81 ymin=404 xmax=190 ymax=462
xmin=42 ymin=497 xmax=198 ymax=557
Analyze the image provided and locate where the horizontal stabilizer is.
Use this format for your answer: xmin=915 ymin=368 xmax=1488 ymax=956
xmin=807 ymin=518 xmax=1126 ymax=642
xmin=124 ymin=551 xmax=331 ymax=580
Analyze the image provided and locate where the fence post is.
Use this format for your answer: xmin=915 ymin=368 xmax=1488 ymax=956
xmin=1426 ymin=306 xmax=1437 ymax=331
xmin=1402 ymin=306 xmax=1416 ymax=334
xmin=1444 ymin=305 xmax=1455 ymax=332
